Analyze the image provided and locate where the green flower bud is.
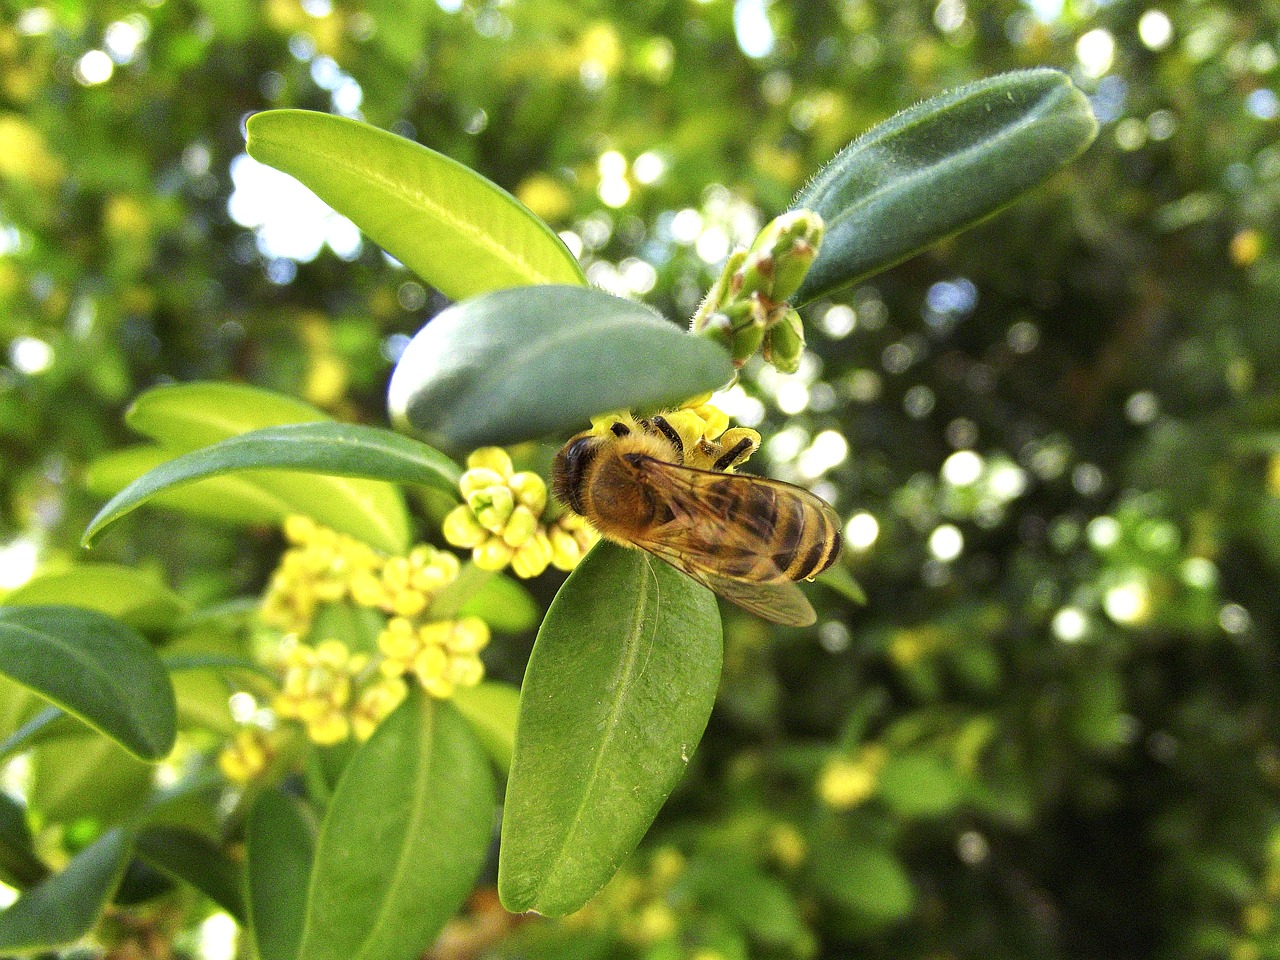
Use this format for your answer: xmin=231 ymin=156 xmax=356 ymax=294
xmin=746 ymin=210 xmax=824 ymax=303
xmin=763 ymin=307 xmax=805 ymax=374
xmin=468 ymin=485 xmax=515 ymax=533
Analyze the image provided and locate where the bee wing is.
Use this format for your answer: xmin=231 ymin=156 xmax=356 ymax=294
xmin=625 ymin=456 xmax=835 ymax=626
xmin=638 ymin=538 xmax=818 ymax=627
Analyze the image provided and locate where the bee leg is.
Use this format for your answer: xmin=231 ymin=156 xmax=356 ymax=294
xmin=713 ymin=436 xmax=756 ymax=471
xmin=648 ymin=415 xmax=686 ymax=464
xmin=609 ymin=422 xmax=631 ymax=437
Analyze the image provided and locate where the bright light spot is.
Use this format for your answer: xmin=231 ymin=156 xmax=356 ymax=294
xmin=1087 ymin=515 xmax=1121 ymax=550
xmin=710 ymin=385 xmax=765 ymax=427
xmin=10 ymin=337 xmax=53 ymax=374
xmin=0 ymin=538 xmax=38 ymax=589
xmin=988 ymin=462 xmax=1028 ymax=500
xmin=929 ymin=524 xmax=964 ymax=562
xmin=1076 ymin=29 xmax=1116 ymax=79
xmin=1104 ymin=580 xmax=1150 ymax=625
xmin=75 ymin=49 xmax=114 ymax=85
xmin=104 ymin=20 xmax=144 ymax=63
xmin=633 ymin=151 xmax=666 ymax=184
xmin=765 ymin=425 xmax=809 ymax=463
xmin=597 ymin=150 xmax=627 ymax=179
xmin=1246 ymin=89 xmax=1280 ymax=121
xmin=956 ymin=830 xmax=989 ymax=865
xmin=301 ymin=0 xmax=332 ymax=15
xmin=598 ymin=177 xmax=631 ymax=208
xmin=934 ymin=0 xmax=966 ymax=33
xmin=199 ymin=912 xmax=238 ymax=960
xmin=1180 ymin=557 xmax=1217 ymax=589
xmin=695 ymin=226 xmax=730 ymax=264
xmin=942 ymin=450 xmax=983 ymax=486
xmin=228 ymin=154 xmax=361 ymax=263
xmin=1137 ymin=9 xmax=1173 ymax=50
xmin=845 ymin=512 xmax=880 ymax=550
xmin=0 ymin=224 xmax=20 ymax=257
xmin=0 ymin=882 xmax=16 ymax=908
xmin=820 ymin=305 xmax=856 ymax=338
xmin=436 ymin=0 xmax=463 ymax=11
xmin=16 ymin=7 xmax=53 ymax=35
xmin=1053 ymin=606 xmax=1088 ymax=642
xmin=797 ymin=430 xmax=848 ymax=479
xmin=670 ymin=208 xmax=703 ymax=244
xmin=1219 ymin=603 xmax=1251 ymax=634
xmin=775 ymin=379 xmax=810 ymax=415
xmin=558 ymin=230 xmax=584 ymax=259
xmin=229 ymin=692 xmax=258 ymax=724
xmin=733 ymin=0 xmax=776 ymax=59
xmin=620 ymin=257 xmax=657 ymax=295
xmin=1023 ymin=0 xmax=1063 ymax=23
xmin=333 ymin=76 xmax=363 ymax=114
xmin=1126 ymin=390 xmax=1159 ymax=424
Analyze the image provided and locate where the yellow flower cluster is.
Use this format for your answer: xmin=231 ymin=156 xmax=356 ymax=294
xmin=818 ymin=744 xmax=888 ymax=810
xmin=262 ymin=515 xmax=460 ymax=631
xmin=443 ymin=448 xmax=597 ymax=577
xmin=272 ymin=638 xmax=403 ymax=745
xmin=590 ymin=394 xmax=761 ymax=473
xmin=217 ymin=727 xmax=275 ymax=785
xmin=377 ymin=615 xmax=489 ymax=699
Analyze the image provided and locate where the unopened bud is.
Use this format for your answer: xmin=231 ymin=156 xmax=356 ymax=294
xmin=468 ymin=485 xmax=515 ymax=533
xmin=763 ymin=307 xmax=805 ymax=374
xmin=442 ymin=505 xmax=487 ymax=548
xmin=748 ymin=210 xmax=824 ymax=303
xmin=459 ymin=467 xmax=505 ymax=498
xmin=466 ymin=447 xmax=513 ymax=477
xmin=501 ymin=504 xmax=540 ymax=548
xmin=509 ymin=472 xmax=548 ymax=514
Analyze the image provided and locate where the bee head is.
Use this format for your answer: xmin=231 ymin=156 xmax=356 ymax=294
xmin=551 ymin=431 xmax=600 ymax=515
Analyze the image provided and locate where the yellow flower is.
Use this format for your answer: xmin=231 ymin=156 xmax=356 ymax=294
xmin=351 ymin=677 xmax=408 ymax=741
xmin=443 ymin=449 xmax=557 ymax=579
xmin=217 ymin=728 xmax=273 ymax=785
xmin=818 ymin=744 xmax=888 ymax=810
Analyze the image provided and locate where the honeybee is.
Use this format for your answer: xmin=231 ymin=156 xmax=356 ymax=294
xmin=552 ymin=414 xmax=842 ymax=627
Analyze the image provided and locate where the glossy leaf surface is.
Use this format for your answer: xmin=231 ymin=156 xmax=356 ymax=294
xmin=299 ymin=695 xmax=495 ymax=960
xmin=791 ymin=69 xmax=1097 ymax=304
xmin=499 ymin=542 xmax=722 ymax=916
xmin=247 ymin=790 xmax=315 ymax=960
xmin=2 ymin=564 xmax=188 ymax=633
xmin=0 ymin=827 xmax=133 ymax=951
xmin=136 ymin=826 xmax=245 ymax=918
xmin=246 ymin=110 xmax=585 ymax=300
xmin=83 ymin=422 xmax=458 ymax=549
xmin=389 ymin=285 xmax=734 ymax=451
xmin=0 ymin=606 xmax=176 ymax=761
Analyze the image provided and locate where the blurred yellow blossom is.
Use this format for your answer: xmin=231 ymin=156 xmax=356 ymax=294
xmin=819 ymin=744 xmax=888 ymax=810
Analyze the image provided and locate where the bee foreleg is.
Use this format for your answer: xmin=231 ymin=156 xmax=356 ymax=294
xmin=713 ymin=436 xmax=755 ymax=471
xmin=648 ymin=415 xmax=686 ymax=464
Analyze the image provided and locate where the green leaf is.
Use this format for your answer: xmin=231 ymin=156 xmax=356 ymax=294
xmin=0 ymin=827 xmax=134 ymax=951
xmin=809 ymin=839 xmax=915 ymax=930
xmin=246 ymin=109 xmax=585 ymax=300
xmin=86 ymin=446 xmax=291 ymax=527
xmin=3 ymin=564 xmax=189 ymax=633
xmin=453 ymin=680 xmax=520 ymax=773
xmin=877 ymin=751 xmax=966 ymax=818
xmin=790 ymin=69 xmax=1097 ymax=304
xmin=0 ymin=793 xmax=47 ymax=889
xmin=680 ymin=855 xmax=807 ymax=949
xmin=29 ymin=734 xmax=153 ymax=826
xmin=498 ymin=542 xmax=722 ymax=916
xmin=117 ymin=383 xmax=412 ymax=554
xmin=299 ymin=694 xmax=495 ymax=960
xmin=246 ymin=789 xmax=315 ymax=960
xmin=458 ymin=575 xmax=540 ymax=633
xmin=815 ymin=565 xmax=867 ymax=606
xmin=0 ymin=706 xmax=84 ymax=763
xmin=0 ymin=606 xmax=176 ymax=761
xmin=389 ymin=286 xmax=734 ymax=451
xmin=135 ymin=826 xmax=245 ymax=918
xmin=83 ymin=422 xmax=459 ymax=549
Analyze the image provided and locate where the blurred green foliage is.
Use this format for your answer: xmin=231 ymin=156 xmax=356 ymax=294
xmin=3 ymin=0 xmax=1280 ymax=958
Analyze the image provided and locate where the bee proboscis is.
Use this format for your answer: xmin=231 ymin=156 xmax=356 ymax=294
xmin=551 ymin=415 xmax=842 ymax=626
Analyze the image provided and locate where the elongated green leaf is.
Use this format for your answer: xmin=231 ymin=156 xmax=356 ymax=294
xmin=247 ymin=790 xmax=315 ymax=960
xmin=680 ymin=855 xmax=807 ymax=949
xmin=0 ymin=606 xmax=176 ymax=761
xmin=453 ymin=680 xmax=520 ymax=773
xmin=809 ymin=837 xmax=915 ymax=930
xmin=0 ymin=793 xmax=47 ymax=889
xmin=30 ymin=734 xmax=154 ymax=825
xmin=117 ymin=383 xmax=412 ymax=554
xmin=0 ymin=827 xmax=133 ymax=951
xmin=246 ymin=110 xmax=585 ymax=300
xmin=498 ymin=542 xmax=722 ymax=916
xmin=3 ymin=564 xmax=189 ymax=633
xmin=83 ymin=422 xmax=459 ymax=548
xmin=300 ymin=694 xmax=495 ymax=960
xmin=389 ymin=285 xmax=734 ymax=451
xmin=136 ymin=826 xmax=245 ymax=918
xmin=0 ymin=706 xmax=83 ymax=763
xmin=791 ymin=69 xmax=1097 ymax=304
xmin=86 ymin=446 xmax=291 ymax=526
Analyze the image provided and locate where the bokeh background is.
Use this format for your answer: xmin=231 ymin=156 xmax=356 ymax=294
xmin=3 ymin=0 xmax=1280 ymax=957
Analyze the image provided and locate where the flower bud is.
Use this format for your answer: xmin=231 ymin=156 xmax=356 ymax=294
xmin=747 ymin=209 xmax=824 ymax=303
xmin=459 ymin=467 xmax=506 ymax=498
xmin=468 ymin=485 xmax=515 ymax=533
xmin=509 ymin=471 xmax=548 ymax=514
xmin=466 ymin=447 xmax=513 ymax=477
xmin=763 ymin=307 xmax=805 ymax=374
xmin=473 ymin=537 xmax=514 ymax=571
xmin=442 ymin=504 xmax=487 ymax=548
